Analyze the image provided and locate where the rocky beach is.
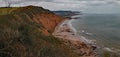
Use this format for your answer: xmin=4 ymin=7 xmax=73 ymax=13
xmin=53 ymin=18 xmax=97 ymax=57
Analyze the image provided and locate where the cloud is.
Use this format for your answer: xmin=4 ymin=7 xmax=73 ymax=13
xmin=0 ymin=0 xmax=120 ymax=13
xmin=3 ymin=0 xmax=120 ymax=7
xmin=0 ymin=0 xmax=8 ymax=7
xmin=4 ymin=0 xmax=23 ymax=3
xmin=11 ymin=1 xmax=86 ymax=11
xmin=116 ymin=1 xmax=120 ymax=4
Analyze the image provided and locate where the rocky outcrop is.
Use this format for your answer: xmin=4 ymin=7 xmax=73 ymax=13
xmin=63 ymin=39 xmax=97 ymax=57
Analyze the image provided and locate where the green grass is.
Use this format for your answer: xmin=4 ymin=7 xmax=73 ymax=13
xmin=0 ymin=6 xmax=80 ymax=57
xmin=0 ymin=7 xmax=19 ymax=15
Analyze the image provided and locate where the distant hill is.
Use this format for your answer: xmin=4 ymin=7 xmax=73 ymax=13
xmin=53 ymin=11 xmax=80 ymax=18
xmin=0 ymin=6 xmax=80 ymax=57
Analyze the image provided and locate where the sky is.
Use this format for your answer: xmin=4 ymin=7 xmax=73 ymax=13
xmin=0 ymin=0 xmax=120 ymax=14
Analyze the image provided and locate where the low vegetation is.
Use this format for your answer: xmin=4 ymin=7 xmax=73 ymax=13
xmin=0 ymin=6 xmax=80 ymax=57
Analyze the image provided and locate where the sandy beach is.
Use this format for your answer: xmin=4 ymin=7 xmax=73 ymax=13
xmin=53 ymin=19 xmax=97 ymax=57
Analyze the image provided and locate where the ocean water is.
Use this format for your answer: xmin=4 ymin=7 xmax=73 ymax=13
xmin=71 ymin=14 xmax=120 ymax=55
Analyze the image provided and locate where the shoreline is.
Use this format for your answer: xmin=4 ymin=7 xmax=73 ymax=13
xmin=53 ymin=19 xmax=92 ymax=44
xmin=53 ymin=19 xmax=97 ymax=57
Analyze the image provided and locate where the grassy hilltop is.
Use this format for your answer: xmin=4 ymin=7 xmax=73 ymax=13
xmin=0 ymin=6 xmax=80 ymax=57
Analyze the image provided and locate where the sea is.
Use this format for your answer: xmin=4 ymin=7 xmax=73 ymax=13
xmin=71 ymin=13 xmax=120 ymax=56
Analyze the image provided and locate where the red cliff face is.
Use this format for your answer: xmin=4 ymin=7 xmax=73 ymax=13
xmin=9 ymin=6 xmax=65 ymax=35
xmin=33 ymin=13 xmax=64 ymax=35
xmin=0 ymin=6 xmax=82 ymax=57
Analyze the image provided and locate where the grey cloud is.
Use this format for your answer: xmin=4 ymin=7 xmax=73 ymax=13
xmin=0 ymin=0 xmax=8 ymax=7
xmin=3 ymin=0 xmax=120 ymax=5
xmin=11 ymin=1 xmax=84 ymax=11
xmin=0 ymin=0 xmax=120 ymax=13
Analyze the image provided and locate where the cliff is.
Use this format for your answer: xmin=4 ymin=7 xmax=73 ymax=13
xmin=0 ymin=6 xmax=80 ymax=57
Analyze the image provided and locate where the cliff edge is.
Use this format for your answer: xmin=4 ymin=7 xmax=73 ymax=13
xmin=0 ymin=6 xmax=81 ymax=57
xmin=0 ymin=6 xmax=96 ymax=57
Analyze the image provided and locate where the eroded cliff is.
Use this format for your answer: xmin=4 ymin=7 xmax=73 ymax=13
xmin=0 ymin=6 xmax=80 ymax=57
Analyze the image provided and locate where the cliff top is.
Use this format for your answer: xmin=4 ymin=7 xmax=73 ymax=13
xmin=0 ymin=5 xmax=53 ymax=15
xmin=0 ymin=6 xmax=80 ymax=57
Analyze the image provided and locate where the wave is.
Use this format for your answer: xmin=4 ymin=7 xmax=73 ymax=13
xmin=67 ymin=18 xmax=120 ymax=55
xmin=104 ymin=47 xmax=120 ymax=54
xmin=67 ymin=19 xmax=77 ymax=34
xmin=67 ymin=19 xmax=95 ymax=44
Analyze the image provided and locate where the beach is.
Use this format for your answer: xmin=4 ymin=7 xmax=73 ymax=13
xmin=53 ymin=19 xmax=97 ymax=57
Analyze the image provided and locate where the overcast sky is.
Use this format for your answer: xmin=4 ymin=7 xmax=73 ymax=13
xmin=0 ymin=0 xmax=120 ymax=14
